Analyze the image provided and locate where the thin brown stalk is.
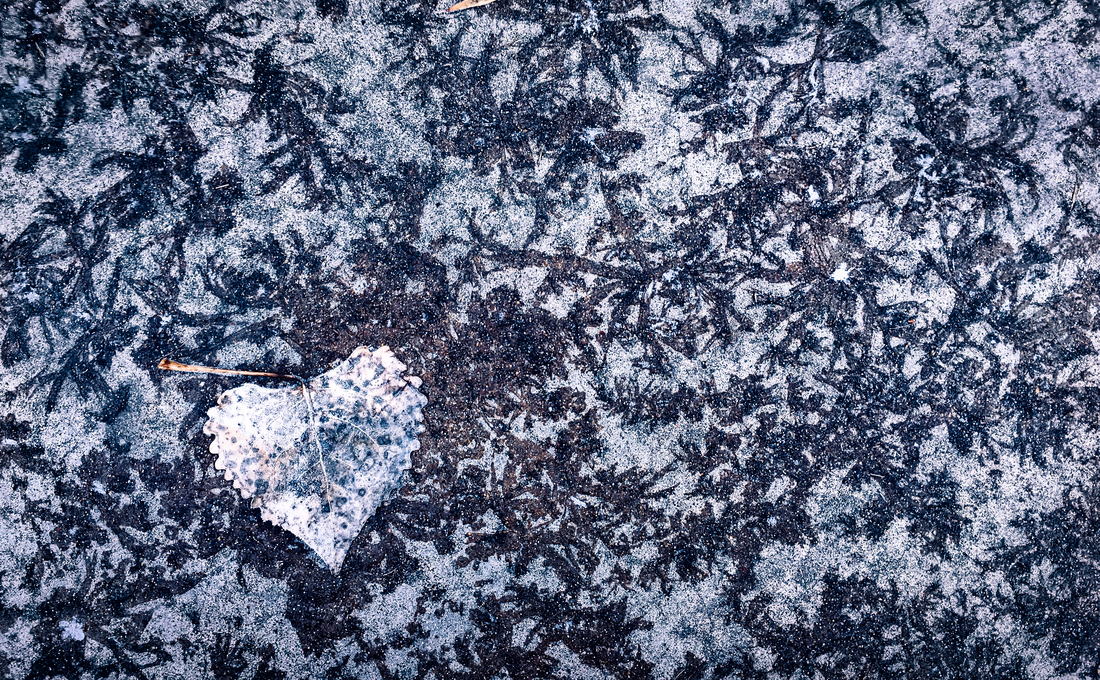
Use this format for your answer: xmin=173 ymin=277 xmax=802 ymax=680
xmin=448 ymin=0 xmax=498 ymax=11
xmin=157 ymin=359 xmax=300 ymax=381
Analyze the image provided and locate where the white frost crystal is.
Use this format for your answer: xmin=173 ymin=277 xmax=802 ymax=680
xmin=203 ymin=346 xmax=427 ymax=572
xmin=59 ymin=619 xmax=85 ymax=641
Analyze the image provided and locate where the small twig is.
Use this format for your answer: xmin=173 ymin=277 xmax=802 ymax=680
xmin=158 ymin=358 xmax=301 ymax=381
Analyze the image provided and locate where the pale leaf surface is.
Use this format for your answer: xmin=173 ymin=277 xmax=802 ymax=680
xmin=203 ymin=346 xmax=427 ymax=573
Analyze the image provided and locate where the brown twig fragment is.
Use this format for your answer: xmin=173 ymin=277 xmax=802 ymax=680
xmin=447 ymin=0 xmax=498 ymax=11
xmin=157 ymin=358 xmax=300 ymax=381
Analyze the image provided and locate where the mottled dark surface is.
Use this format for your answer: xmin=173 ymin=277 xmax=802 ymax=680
xmin=2 ymin=0 xmax=1100 ymax=677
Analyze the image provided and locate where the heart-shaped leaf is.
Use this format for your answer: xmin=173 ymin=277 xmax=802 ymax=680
xmin=165 ymin=346 xmax=427 ymax=572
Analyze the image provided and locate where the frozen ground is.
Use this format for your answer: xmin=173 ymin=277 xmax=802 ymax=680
xmin=2 ymin=0 xmax=1100 ymax=677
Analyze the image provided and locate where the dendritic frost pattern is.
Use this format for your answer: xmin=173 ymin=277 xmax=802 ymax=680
xmin=2 ymin=0 xmax=1100 ymax=677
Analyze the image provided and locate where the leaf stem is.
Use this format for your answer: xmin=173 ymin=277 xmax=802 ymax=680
xmin=158 ymin=358 xmax=301 ymax=381
xmin=159 ymin=358 xmax=332 ymax=501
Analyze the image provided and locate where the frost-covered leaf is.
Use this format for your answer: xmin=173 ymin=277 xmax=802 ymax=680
xmin=181 ymin=346 xmax=426 ymax=572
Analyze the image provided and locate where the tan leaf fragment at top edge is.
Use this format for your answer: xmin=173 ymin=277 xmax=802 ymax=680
xmin=448 ymin=0 xmax=499 ymax=11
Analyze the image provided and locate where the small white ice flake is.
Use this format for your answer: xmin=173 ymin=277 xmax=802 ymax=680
xmin=59 ymin=619 xmax=85 ymax=641
xmin=830 ymin=262 xmax=851 ymax=282
xmin=92 ymin=481 xmax=107 ymax=494
xmin=917 ymin=154 xmax=937 ymax=180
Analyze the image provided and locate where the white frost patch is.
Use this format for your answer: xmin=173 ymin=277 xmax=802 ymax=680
xmin=629 ymin=569 xmax=754 ymax=678
xmin=356 ymin=584 xmax=419 ymax=644
xmin=131 ymin=550 xmax=316 ymax=676
xmin=139 ymin=608 xmax=193 ymax=645
xmin=59 ymin=619 xmax=84 ymax=641
xmin=764 ymin=476 xmax=793 ymax=503
xmin=599 ymin=414 xmax=682 ymax=473
xmin=749 ymin=539 xmax=844 ymax=628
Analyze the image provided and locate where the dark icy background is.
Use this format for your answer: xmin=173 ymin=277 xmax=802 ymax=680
xmin=3 ymin=0 xmax=1100 ymax=677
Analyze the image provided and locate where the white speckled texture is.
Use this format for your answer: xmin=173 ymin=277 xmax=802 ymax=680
xmin=3 ymin=0 xmax=1100 ymax=676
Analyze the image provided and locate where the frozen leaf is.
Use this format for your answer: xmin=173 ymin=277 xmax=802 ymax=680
xmin=160 ymin=346 xmax=427 ymax=573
